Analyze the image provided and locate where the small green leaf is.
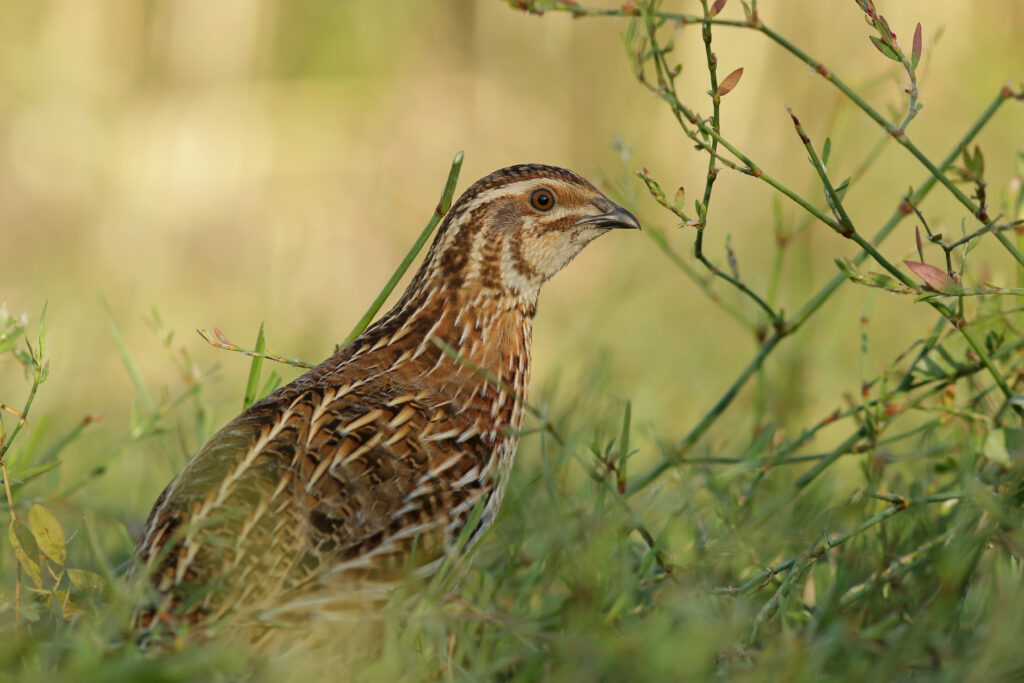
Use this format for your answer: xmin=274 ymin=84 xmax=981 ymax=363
xmin=637 ymin=168 xmax=666 ymax=204
xmin=37 ymin=302 xmax=47 ymax=363
xmin=9 ymin=521 xmax=42 ymax=587
xmin=673 ymin=186 xmax=686 ymax=212
xmin=694 ymin=199 xmax=707 ymax=221
xmin=28 ymin=504 xmax=66 ymax=565
xmin=12 ymin=461 xmax=62 ymax=486
xmin=834 ymin=177 xmax=851 ymax=201
xmin=962 ymin=146 xmax=985 ymax=177
xmin=869 ymin=35 xmax=900 ymax=61
xmin=821 ymin=137 xmax=832 ymax=166
xmin=983 ymin=429 xmax=1018 ymax=464
xmin=835 ymin=258 xmax=857 ymax=278
xmin=67 ymin=568 xmax=106 ymax=592
xmin=866 ymin=272 xmax=901 ymax=290
xmin=914 ymin=354 xmax=947 ymax=380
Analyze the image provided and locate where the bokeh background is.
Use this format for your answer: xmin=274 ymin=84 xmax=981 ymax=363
xmin=1 ymin=0 xmax=1022 ymax=538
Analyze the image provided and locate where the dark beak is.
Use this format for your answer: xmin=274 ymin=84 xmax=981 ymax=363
xmin=575 ymin=204 xmax=642 ymax=231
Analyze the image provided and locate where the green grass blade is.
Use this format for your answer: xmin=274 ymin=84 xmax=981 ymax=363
xmin=258 ymin=370 xmax=282 ymax=399
xmin=617 ymin=400 xmax=631 ymax=493
xmin=97 ymin=293 xmax=157 ymax=419
xmin=343 ymin=151 xmax=465 ymax=345
xmin=242 ymin=323 xmax=266 ymax=410
xmin=426 ymin=494 xmax=488 ymax=595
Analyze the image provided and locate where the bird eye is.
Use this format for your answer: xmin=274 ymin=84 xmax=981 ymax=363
xmin=530 ymin=188 xmax=555 ymax=212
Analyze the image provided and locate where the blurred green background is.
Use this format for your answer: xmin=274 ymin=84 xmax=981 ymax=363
xmin=1 ymin=0 xmax=1022 ymax=555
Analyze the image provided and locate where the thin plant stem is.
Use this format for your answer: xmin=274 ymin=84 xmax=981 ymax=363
xmin=627 ymin=89 xmax=1011 ymax=497
xmin=787 ymin=107 xmax=1018 ymax=406
xmin=721 ymin=491 xmax=967 ymax=597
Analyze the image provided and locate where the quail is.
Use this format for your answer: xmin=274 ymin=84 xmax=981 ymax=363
xmin=131 ymin=163 xmax=640 ymax=638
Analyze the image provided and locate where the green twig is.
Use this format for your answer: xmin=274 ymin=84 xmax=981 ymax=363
xmin=627 ymin=89 xmax=1010 ymax=497
xmin=197 ymin=328 xmax=314 ymax=370
xmin=788 ymin=107 xmax=1017 ymax=406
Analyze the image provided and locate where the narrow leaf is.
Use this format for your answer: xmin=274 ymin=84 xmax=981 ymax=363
xmin=835 ymin=258 xmax=858 ymax=279
xmin=9 ymin=521 xmax=42 ymax=587
xmin=12 ymin=460 xmax=62 ymax=486
xmin=834 ymin=177 xmax=851 ymax=201
xmin=915 ymin=226 xmax=925 ymax=262
xmin=877 ymin=15 xmax=894 ymax=41
xmin=911 ymin=22 xmax=922 ymax=69
xmin=694 ymin=199 xmax=706 ymax=222
xmin=821 ymin=137 xmax=832 ymax=166
xmin=345 ymin=150 xmax=464 ymax=345
xmin=258 ymin=370 xmax=283 ymax=399
xmin=710 ymin=0 xmax=728 ymax=17
xmin=869 ymin=35 xmax=900 ymax=61
xmin=740 ymin=0 xmax=752 ymax=20
xmin=28 ymin=504 xmax=66 ymax=566
xmin=617 ymin=401 xmax=631 ymax=494
xmin=243 ymin=322 xmax=266 ymax=410
xmin=37 ymin=302 xmax=48 ymax=363
xmin=715 ymin=67 xmax=744 ymax=97
xmin=98 ymin=294 xmax=157 ymax=419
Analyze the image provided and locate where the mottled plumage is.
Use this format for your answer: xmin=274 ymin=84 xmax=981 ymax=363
xmin=130 ymin=164 xmax=639 ymax=639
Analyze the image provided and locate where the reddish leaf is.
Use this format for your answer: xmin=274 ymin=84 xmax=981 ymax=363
xmin=715 ymin=67 xmax=744 ymax=97
xmin=911 ymin=22 xmax=922 ymax=69
xmin=915 ymin=226 xmax=924 ymax=262
xmin=214 ymin=327 xmax=231 ymax=345
xmin=710 ymin=0 xmax=728 ymax=17
xmin=978 ymin=262 xmax=992 ymax=286
xmin=905 ymin=260 xmax=953 ymax=291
